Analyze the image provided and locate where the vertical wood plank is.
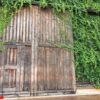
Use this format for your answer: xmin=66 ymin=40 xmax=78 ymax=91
xmin=22 ymin=8 xmax=26 ymax=42
xmin=31 ymin=6 xmax=38 ymax=95
xmin=16 ymin=46 xmax=21 ymax=92
xmin=16 ymin=11 xmax=20 ymax=42
xmin=13 ymin=13 xmax=17 ymax=41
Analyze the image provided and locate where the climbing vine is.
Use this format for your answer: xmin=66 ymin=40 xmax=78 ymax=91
xmin=0 ymin=0 xmax=100 ymax=87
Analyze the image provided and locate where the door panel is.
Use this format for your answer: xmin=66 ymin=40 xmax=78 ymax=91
xmin=23 ymin=46 xmax=31 ymax=91
xmin=0 ymin=45 xmax=32 ymax=93
xmin=37 ymin=46 xmax=74 ymax=92
xmin=3 ymin=69 xmax=16 ymax=88
xmin=3 ymin=46 xmax=18 ymax=92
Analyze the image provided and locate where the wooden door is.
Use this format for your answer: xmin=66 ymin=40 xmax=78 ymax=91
xmin=36 ymin=46 xmax=75 ymax=93
xmin=1 ymin=45 xmax=18 ymax=92
xmin=0 ymin=45 xmax=32 ymax=94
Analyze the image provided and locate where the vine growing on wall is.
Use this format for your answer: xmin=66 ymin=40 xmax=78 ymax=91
xmin=0 ymin=0 xmax=100 ymax=87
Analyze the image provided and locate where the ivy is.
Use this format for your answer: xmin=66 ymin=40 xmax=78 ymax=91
xmin=0 ymin=0 xmax=100 ymax=87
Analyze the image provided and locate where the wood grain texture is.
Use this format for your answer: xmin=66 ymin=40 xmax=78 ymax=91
xmin=0 ymin=5 xmax=76 ymax=96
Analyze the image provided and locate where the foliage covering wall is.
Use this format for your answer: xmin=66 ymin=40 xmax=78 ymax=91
xmin=0 ymin=0 xmax=100 ymax=87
